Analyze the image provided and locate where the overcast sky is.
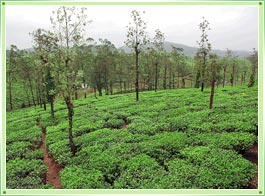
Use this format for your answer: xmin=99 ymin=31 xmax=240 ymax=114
xmin=6 ymin=5 xmax=258 ymax=51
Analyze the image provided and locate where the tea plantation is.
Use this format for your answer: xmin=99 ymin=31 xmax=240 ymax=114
xmin=6 ymin=86 xmax=258 ymax=189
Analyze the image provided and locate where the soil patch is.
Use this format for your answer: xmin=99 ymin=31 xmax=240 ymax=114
xmin=242 ymin=144 xmax=258 ymax=189
xmin=243 ymin=144 xmax=258 ymax=164
xmin=38 ymin=122 xmax=63 ymax=189
xmin=122 ymin=118 xmax=129 ymax=129
xmin=122 ymin=124 xmax=128 ymax=129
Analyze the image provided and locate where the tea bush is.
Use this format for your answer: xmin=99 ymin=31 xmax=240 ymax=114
xmin=6 ymin=141 xmax=32 ymax=161
xmin=179 ymin=146 xmax=256 ymax=188
xmin=7 ymin=126 xmax=42 ymax=146
xmin=7 ymin=158 xmax=47 ymax=189
xmin=114 ymin=154 xmax=166 ymax=189
xmin=48 ymin=139 xmax=72 ymax=165
xmin=60 ymin=165 xmax=111 ymax=189
xmin=192 ymin=132 xmax=256 ymax=152
xmin=139 ymin=132 xmax=192 ymax=162
xmin=103 ymin=118 xmax=124 ymax=129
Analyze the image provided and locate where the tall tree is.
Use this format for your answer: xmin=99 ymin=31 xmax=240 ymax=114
xmin=153 ymin=29 xmax=165 ymax=92
xmin=230 ymin=58 xmax=237 ymax=87
xmin=50 ymin=6 xmax=91 ymax=155
xmin=196 ymin=17 xmax=211 ymax=92
xmin=248 ymin=48 xmax=258 ymax=87
xmin=116 ymin=51 xmax=130 ymax=94
xmin=162 ymin=53 xmax=170 ymax=89
xmin=31 ymin=28 xmax=59 ymax=118
xmin=171 ymin=47 xmax=186 ymax=88
xmin=93 ymin=39 xmax=116 ymax=96
xmin=222 ymin=49 xmax=232 ymax=88
xmin=17 ymin=52 xmax=38 ymax=108
xmin=7 ymin=45 xmax=18 ymax=110
xmin=125 ymin=10 xmax=148 ymax=101
xmin=74 ymin=38 xmax=95 ymax=98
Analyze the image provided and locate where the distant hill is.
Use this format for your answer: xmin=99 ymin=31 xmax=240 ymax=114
xmin=118 ymin=41 xmax=252 ymax=58
xmin=6 ymin=42 xmax=252 ymax=58
xmin=6 ymin=47 xmax=34 ymax=57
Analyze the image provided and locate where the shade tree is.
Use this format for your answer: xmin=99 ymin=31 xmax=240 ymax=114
xmin=31 ymin=28 xmax=59 ymax=118
xmin=247 ymin=48 xmax=258 ymax=87
xmin=125 ymin=10 xmax=149 ymax=101
xmin=50 ymin=6 xmax=92 ymax=155
xmin=196 ymin=17 xmax=211 ymax=92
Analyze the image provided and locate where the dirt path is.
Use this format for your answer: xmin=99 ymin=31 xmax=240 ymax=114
xmin=243 ymin=144 xmax=258 ymax=164
xmin=122 ymin=124 xmax=128 ymax=129
xmin=122 ymin=118 xmax=128 ymax=129
xmin=242 ymin=144 xmax=258 ymax=189
xmin=38 ymin=122 xmax=63 ymax=189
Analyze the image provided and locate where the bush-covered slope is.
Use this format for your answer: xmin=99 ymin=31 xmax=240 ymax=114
xmin=6 ymin=85 xmax=258 ymax=189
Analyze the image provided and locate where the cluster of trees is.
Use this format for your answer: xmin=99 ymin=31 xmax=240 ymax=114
xmin=6 ymin=7 xmax=258 ymax=155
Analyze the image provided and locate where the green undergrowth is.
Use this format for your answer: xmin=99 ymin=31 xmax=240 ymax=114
xmin=6 ymin=106 xmax=48 ymax=188
xmin=6 ymin=85 xmax=258 ymax=189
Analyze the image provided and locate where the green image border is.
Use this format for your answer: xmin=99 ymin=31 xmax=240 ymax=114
xmin=0 ymin=1 xmax=264 ymax=195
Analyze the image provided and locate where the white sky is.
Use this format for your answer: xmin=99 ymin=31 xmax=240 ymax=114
xmin=6 ymin=5 xmax=258 ymax=51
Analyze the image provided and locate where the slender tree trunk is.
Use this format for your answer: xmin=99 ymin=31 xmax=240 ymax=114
xmin=182 ymin=78 xmax=185 ymax=88
xmin=94 ymin=86 xmax=98 ymax=99
xmin=26 ymin=94 xmax=31 ymax=107
xmin=28 ymin=78 xmax=36 ymax=106
xmin=42 ymin=85 xmax=46 ymax=110
xmin=43 ymin=99 xmax=46 ymax=111
xmin=248 ymin=60 xmax=256 ymax=87
xmin=124 ymin=81 xmax=126 ymax=93
xmin=35 ymin=85 xmax=40 ymax=105
xmin=223 ymin=66 xmax=226 ymax=88
xmin=24 ymin=85 xmax=31 ymax=107
xmin=39 ymin=89 xmax=43 ymax=108
xmin=42 ymin=84 xmax=46 ymax=111
xmin=195 ymin=70 xmax=200 ymax=88
xmin=8 ymin=73 xmax=13 ymax=110
xmin=65 ymin=97 xmax=76 ymax=156
xmin=209 ymin=79 xmax=215 ymax=109
xmin=201 ymin=52 xmax=206 ymax=92
xmin=74 ymin=86 xmax=78 ymax=100
xmin=172 ymin=72 xmax=175 ymax=89
xmin=110 ymin=81 xmax=113 ymax=95
xmin=231 ymin=63 xmax=235 ymax=87
xmin=8 ymin=51 xmax=14 ymax=110
xmin=119 ymin=76 xmax=123 ymax=94
xmin=98 ymin=85 xmax=102 ymax=96
xmin=163 ymin=64 xmax=167 ymax=89
xmin=104 ymin=80 xmax=109 ymax=95
xmin=154 ymin=62 xmax=158 ymax=92
xmin=177 ymin=72 xmax=180 ymax=88
xmin=37 ymin=78 xmax=42 ymax=107
xmin=201 ymin=82 xmax=204 ymax=92
xmin=243 ymin=71 xmax=246 ymax=84
xmin=41 ymin=74 xmax=46 ymax=110
xmin=135 ymin=50 xmax=139 ymax=101
xmin=50 ymin=98 xmax=55 ymax=119
xmin=169 ymin=68 xmax=172 ymax=89
xmin=126 ymin=80 xmax=129 ymax=92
